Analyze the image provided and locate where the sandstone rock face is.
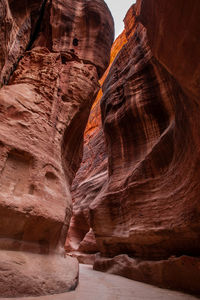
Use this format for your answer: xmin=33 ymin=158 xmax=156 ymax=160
xmin=0 ymin=0 xmax=44 ymax=86
xmin=0 ymin=0 xmax=114 ymax=297
xmin=0 ymin=251 xmax=78 ymax=297
xmin=86 ymin=1 xmax=199 ymax=295
xmin=139 ymin=0 xmax=200 ymax=99
xmin=65 ymin=32 xmax=127 ymax=263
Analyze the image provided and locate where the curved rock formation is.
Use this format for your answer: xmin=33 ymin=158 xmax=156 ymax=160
xmin=139 ymin=0 xmax=200 ymax=99
xmin=66 ymin=0 xmax=200 ymax=295
xmin=65 ymin=31 xmax=127 ymax=263
xmin=90 ymin=0 xmax=200 ymax=294
xmin=0 ymin=0 xmax=114 ymax=297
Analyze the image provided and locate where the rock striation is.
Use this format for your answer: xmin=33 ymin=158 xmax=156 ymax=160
xmin=91 ymin=1 xmax=200 ymax=294
xmin=139 ymin=0 xmax=200 ymax=100
xmin=69 ymin=0 xmax=200 ymax=295
xmin=0 ymin=0 xmax=114 ymax=297
xmin=65 ymin=31 xmax=127 ymax=263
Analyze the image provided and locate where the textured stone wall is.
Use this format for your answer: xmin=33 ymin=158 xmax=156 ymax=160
xmin=69 ymin=0 xmax=200 ymax=295
xmin=0 ymin=0 xmax=114 ymax=297
xmin=65 ymin=31 xmax=127 ymax=264
xmin=92 ymin=1 xmax=200 ymax=294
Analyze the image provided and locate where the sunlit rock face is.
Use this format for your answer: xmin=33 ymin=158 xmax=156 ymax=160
xmin=0 ymin=0 xmax=114 ymax=297
xmin=68 ymin=0 xmax=200 ymax=295
xmin=65 ymin=31 xmax=127 ymax=264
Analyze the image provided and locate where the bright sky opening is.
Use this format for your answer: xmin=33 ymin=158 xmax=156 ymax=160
xmin=104 ymin=0 xmax=136 ymax=38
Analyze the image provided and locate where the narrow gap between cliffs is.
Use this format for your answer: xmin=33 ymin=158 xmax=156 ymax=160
xmin=5 ymin=0 xmax=48 ymax=86
xmin=26 ymin=0 xmax=49 ymax=51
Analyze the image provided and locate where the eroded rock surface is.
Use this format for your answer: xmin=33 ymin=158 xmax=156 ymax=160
xmin=65 ymin=31 xmax=127 ymax=263
xmin=0 ymin=0 xmax=114 ymax=297
xmin=139 ymin=0 xmax=200 ymax=99
xmin=91 ymin=1 xmax=200 ymax=294
xmin=0 ymin=0 xmax=44 ymax=86
xmin=68 ymin=0 xmax=200 ymax=295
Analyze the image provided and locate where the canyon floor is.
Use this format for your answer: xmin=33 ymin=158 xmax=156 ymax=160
xmin=2 ymin=264 xmax=198 ymax=300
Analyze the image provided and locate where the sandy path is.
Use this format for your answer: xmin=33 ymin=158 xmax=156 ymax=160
xmin=2 ymin=264 xmax=198 ymax=300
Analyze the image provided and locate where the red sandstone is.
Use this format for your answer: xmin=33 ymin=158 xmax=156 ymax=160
xmin=0 ymin=0 xmax=114 ymax=297
xmin=68 ymin=0 xmax=200 ymax=295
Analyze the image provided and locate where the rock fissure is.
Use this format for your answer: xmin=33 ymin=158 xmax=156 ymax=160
xmin=26 ymin=0 xmax=49 ymax=52
xmin=1 ymin=0 xmax=49 ymax=87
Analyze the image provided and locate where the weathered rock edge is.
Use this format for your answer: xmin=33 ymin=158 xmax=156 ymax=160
xmin=0 ymin=251 xmax=79 ymax=298
xmin=94 ymin=254 xmax=200 ymax=296
xmin=0 ymin=0 xmax=114 ymax=296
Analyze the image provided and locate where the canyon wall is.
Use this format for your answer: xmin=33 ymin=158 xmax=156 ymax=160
xmin=69 ymin=0 xmax=200 ymax=295
xmin=65 ymin=31 xmax=127 ymax=263
xmin=0 ymin=0 xmax=114 ymax=297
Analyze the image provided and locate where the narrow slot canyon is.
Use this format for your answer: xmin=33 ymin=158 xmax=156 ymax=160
xmin=0 ymin=0 xmax=200 ymax=299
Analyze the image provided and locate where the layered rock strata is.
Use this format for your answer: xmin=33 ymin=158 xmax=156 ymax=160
xmin=91 ymin=1 xmax=200 ymax=294
xmin=68 ymin=0 xmax=200 ymax=295
xmin=65 ymin=32 xmax=127 ymax=263
xmin=0 ymin=0 xmax=114 ymax=297
xmin=139 ymin=0 xmax=200 ymax=100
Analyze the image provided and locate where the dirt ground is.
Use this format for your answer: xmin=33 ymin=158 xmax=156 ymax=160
xmin=2 ymin=264 xmax=198 ymax=300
